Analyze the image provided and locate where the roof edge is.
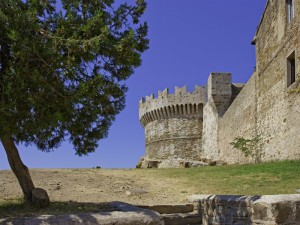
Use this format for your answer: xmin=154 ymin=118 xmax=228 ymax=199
xmin=251 ymin=0 xmax=270 ymax=45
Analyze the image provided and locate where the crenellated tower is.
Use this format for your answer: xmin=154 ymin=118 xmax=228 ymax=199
xmin=138 ymin=85 xmax=207 ymax=168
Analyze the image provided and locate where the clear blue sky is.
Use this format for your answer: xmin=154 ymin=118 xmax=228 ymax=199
xmin=0 ymin=1 xmax=267 ymax=170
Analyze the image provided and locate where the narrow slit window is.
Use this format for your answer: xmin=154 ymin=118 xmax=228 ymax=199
xmin=287 ymin=51 xmax=296 ymax=87
xmin=287 ymin=0 xmax=294 ymax=23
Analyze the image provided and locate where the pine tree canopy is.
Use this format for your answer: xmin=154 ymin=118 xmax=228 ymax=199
xmin=0 ymin=0 xmax=149 ymax=155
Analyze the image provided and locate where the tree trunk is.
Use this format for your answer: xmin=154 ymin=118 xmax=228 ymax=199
xmin=1 ymin=137 xmax=35 ymax=206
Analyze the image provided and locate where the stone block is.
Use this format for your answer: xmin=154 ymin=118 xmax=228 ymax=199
xmin=272 ymin=202 xmax=293 ymax=223
xmin=252 ymin=202 xmax=268 ymax=221
xmin=296 ymin=203 xmax=300 ymax=221
xmin=231 ymin=206 xmax=250 ymax=219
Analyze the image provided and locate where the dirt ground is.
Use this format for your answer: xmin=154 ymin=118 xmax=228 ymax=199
xmin=0 ymin=169 xmax=197 ymax=206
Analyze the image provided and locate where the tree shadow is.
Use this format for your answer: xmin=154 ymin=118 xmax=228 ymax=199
xmin=0 ymin=201 xmax=163 ymax=225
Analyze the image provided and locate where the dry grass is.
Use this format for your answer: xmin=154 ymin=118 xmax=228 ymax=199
xmin=1 ymin=160 xmax=299 ymax=218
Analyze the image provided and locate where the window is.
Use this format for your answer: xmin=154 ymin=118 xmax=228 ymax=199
xmin=287 ymin=51 xmax=296 ymax=87
xmin=286 ymin=0 xmax=294 ymax=23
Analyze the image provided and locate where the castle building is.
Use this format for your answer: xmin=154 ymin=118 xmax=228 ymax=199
xmin=138 ymin=0 xmax=300 ymax=168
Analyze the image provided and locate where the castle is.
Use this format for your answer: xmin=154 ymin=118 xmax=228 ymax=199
xmin=138 ymin=0 xmax=300 ymax=168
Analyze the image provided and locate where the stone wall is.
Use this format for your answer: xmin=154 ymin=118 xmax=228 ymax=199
xmin=139 ymin=86 xmax=207 ymax=127
xmin=207 ymin=73 xmax=232 ymax=117
xmin=202 ymin=97 xmax=220 ymax=161
xmin=254 ymin=0 xmax=300 ymax=162
xmin=188 ymin=194 xmax=300 ymax=225
xmin=217 ymin=74 xmax=257 ymax=164
xmin=202 ymin=73 xmax=245 ymax=162
xmin=202 ymin=0 xmax=300 ymax=164
xmin=144 ymin=118 xmax=203 ymax=168
xmin=139 ymin=86 xmax=207 ymax=168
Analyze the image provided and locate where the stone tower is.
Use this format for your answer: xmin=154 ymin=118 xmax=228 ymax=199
xmin=138 ymin=0 xmax=300 ymax=168
xmin=138 ymin=86 xmax=207 ymax=168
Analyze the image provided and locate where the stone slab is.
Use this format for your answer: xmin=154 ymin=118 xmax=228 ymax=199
xmin=0 ymin=202 xmax=164 ymax=225
xmin=161 ymin=213 xmax=201 ymax=225
xmin=138 ymin=204 xmax=194 ymax=214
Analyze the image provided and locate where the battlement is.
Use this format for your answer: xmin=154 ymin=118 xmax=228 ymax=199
xmin=139 ymin=85 xmax=207 ymax=127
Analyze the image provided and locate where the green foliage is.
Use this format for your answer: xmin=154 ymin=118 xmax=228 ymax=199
xmin=0 ymin=0 xmax=149 ymax=155
xmin=230 ymin=135 xmax=262 ymax=162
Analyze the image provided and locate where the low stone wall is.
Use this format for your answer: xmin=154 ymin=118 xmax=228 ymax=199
xmin=0 ymin=202 xmax=164 ymax=225
xmin=188 ymin=194 xmax=300 ymax=225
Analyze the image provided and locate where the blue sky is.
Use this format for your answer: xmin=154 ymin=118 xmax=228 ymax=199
xmin=0 ymin=1 xmax=267 ymax=170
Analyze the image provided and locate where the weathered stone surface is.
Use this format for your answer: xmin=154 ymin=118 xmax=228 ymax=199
xmin=136 ymin=157 xmax=144 ymax=168
xmin=143 ymin=118 xmax=203 ymax=168
xmin=0 ymin=202 xmax=164 ymax=225
xmin=252 ymin=202 xmax=268 ymax=221
xmin=31 ymin=188 xmax=50 ymax=208
xmin=252 ymin=195 xmax=300 ymax=224
xmin=143 ymin=160 xmax=161 ymax=168
xmin=272 ymin=202 xmax=293 ymax=223
xmin=296 ymin=203 xmax=300 ymax=221
xmin=138 ymin=204 xmax=194 ymax=214
xmin=139 ymin=85 xmax=207 ymax=168
xmin=188 ymin=194 xmax=300 ymax=225
xmin=161 ymin=213 xmax=201 ymax=225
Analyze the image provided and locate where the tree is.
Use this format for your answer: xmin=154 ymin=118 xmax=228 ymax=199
xmin=0 ymin=0 xmax=148 ymax=207
xmin=230 ymin=135 xmax=262 ymax=163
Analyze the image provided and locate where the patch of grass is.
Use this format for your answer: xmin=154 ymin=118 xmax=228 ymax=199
xmin=143 ymin=160 xmax=300 ymax=195
xmin=0 ymin=200 xmax=117 ymax=219
xmin=1 ymin=160 xmax=299 ymax=219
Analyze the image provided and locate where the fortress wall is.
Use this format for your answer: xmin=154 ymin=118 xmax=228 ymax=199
xmin=255 ymin=9 xmax=300 ymax=162
xmin=255 ymin=53 xmax=300 ymax=162
xmin=144 ymin=118 xmax=202 ymax=165
xmin=202 ymin=98 xmax=219 ymax=161
xmin=139 ymin=86 xmax=207 ymax=125
xmin=139 ymin=86 xmax=207 ymax=168
xmin=139 ymin=0 xmax=300 ymax=167
xmin=202 ymin=99 xmax=219 ymax=160
xmin=217 ymin=75 xmax=257 ymax=164
xmin=215 ymin=0 xmax=300 ymax=164
xmin=202 ymin=73 xmax=234 ymax=161
xmin=255 ymin=1 xmax=286 ymax=73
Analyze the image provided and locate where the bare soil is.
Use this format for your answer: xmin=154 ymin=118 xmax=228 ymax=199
xmin=0 ymin=169 xmax=197 ymax=206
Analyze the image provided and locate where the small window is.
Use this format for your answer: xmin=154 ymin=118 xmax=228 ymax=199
xmin=287 ymin=51 xmax=296 ymax=87
xmin=286 ymin=0 xmax=294 ymax=23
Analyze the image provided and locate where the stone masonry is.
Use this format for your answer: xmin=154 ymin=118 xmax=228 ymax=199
xmin=139 ymin=86 xmax=207 ymax=168
xmin=138 ymin=0 xmax=300 ymax=167
xmin=188 ymin=194 xmax=300 ymax=225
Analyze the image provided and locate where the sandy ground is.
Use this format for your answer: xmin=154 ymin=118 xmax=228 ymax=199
xmin=0 ymin=169 xmax=197 ymax=206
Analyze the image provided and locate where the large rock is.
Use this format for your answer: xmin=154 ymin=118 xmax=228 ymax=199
xmin=31 ymin=188 xmax=50 ymax=208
